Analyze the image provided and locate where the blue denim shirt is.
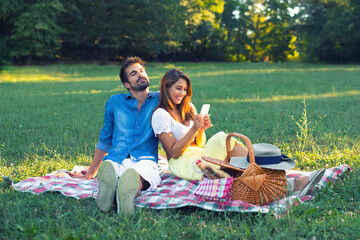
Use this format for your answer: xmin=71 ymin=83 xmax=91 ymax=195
xmin=96 ymin=91 xmax=159 ymax=164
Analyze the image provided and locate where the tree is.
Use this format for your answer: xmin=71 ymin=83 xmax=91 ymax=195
xmin=9 ymin=0 xmax=64 ymax=65
xmin=262 ymin=0 xmax=294 ymax=62
xmin=0 ymin=0 xmax=25 ymax=66
xmin=180 ymin=0 xmax=226 ymax=61
xmin=59 ymin=0 xmax=129 ymax=65
xmin=221 ymin=0 xmax=252 ymax=61
xmin=123 ymin=0 xmax=188 ymax=61
xmin=3 ymin=0 xmax=358 ymax=64
xmin=148 ymin=0 xmax=188 ymax=61
xmin=292 ymin=0 xmax=360 ymax=62
xmin=246 ymin=1 xmax=269 ymax=62
xmin=59 ymin=0 xmax=188 ymax=63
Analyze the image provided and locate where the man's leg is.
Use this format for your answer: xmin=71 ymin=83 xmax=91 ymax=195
xmin=96 ymin=160 xmax=119 ymax=211
xmin=116 ymin=169 xmax=144 ymax=216
xmin=116 ymin=160 xmax=160 ymax=215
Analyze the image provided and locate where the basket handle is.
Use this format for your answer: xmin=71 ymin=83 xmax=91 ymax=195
xmin=225 ymin=133 xmax=255 ymax=164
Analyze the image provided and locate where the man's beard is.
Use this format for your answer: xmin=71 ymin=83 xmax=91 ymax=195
xmin=129 ymin=77 xmax=150 ymax=91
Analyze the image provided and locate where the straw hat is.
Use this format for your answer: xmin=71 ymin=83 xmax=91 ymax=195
xmin=229 ymin=143 xmax=295 ymax=170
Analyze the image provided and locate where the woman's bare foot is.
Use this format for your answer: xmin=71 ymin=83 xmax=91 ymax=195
xmin=293 ymin=168 xmax=325 ymax=196
xmin=294 ymin=176 xmax=310 ymax=192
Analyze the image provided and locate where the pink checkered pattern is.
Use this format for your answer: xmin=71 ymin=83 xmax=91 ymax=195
xmin=194 ymin=177 xmax=234 ymax=200
xmin=12 ymin=174 xmax=98 ymax=199
xmin=8 ymin=164 xmax=351 ymax=217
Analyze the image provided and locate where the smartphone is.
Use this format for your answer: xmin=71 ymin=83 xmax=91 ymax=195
xmin=200 ymin=104 xmax=210 ymax=115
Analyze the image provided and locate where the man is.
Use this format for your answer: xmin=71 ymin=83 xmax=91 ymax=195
xmin=73 ymin=57 xmax=160 ymax=216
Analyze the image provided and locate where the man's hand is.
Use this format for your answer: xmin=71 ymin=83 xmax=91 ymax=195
xmin=70 ymin=148 xmax=107 ymax=179
xmin=71 ymin=172 xmax=91 ymax=179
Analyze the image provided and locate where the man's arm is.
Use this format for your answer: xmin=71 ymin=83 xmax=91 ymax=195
xmin=72 ymin=148 xmax=107 ymax=179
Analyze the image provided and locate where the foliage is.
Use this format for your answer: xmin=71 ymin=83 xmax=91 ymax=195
xmin=179 ymin=0 xmax=225 ymax=61
xmin=0 ymin=0 xmax=25 ymax=66
xmin=293 ymin=0 xmax=360 ymax=62
xmin=7 ymin=0 xmax=64 ymax=65
xmin=221 ymin=0 xmax=253 ymax=61
xmin=1 ymin=0 xmax=360 ymax=64
xmin=262 ymin=0 xmax=294 ymax=62
xmin=59 ymin=0 xmax=188 ymax=64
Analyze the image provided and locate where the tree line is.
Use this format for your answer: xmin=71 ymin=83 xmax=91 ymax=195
xmin=1 ymin=0 xmax=359 ymax=65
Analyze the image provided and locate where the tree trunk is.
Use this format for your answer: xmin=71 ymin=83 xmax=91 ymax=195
xmin=100 ymin=0 xmax=109 ymax=66
xmin=250 ymin=15 xmax=260 ymax=62
xmin=26 ymin=50 xmax=33 ymax=66
xmin=101 ymin=48 xmax=109 ymax=65
xmin=201 ymin=38 xmax=207 ymax=61
xmin=172 ymin=49 xmax=177 ymax=61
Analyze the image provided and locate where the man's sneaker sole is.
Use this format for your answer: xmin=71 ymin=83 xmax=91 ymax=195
xmin=116 ymin=168 xmax=140 ymax=216
xmin=96 ymin=161 xmax=118 ymax=211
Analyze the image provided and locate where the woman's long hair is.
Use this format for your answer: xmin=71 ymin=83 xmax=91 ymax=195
xmin=155 ymin=68 xmax=195 ymax=122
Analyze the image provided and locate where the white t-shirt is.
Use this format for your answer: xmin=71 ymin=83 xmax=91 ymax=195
xmin=151 ymin=108 xmax=194 ymax=141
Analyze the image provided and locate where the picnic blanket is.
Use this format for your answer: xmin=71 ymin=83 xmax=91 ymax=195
xmin=5 ymin=163 xmax=351 ymax=217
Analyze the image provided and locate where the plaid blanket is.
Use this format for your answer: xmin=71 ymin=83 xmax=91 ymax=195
xmin=194 ymin=177 xmax=234 ymax=201
xmin=7 ymin=164 xmax=351 ymax=217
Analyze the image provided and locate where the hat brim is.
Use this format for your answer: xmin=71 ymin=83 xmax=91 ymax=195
xmin=229 ymin=156 xmax=296 ymax=170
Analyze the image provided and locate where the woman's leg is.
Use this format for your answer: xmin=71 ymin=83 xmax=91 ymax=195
xmin=287 ymin=168 xmax=325 ymax=196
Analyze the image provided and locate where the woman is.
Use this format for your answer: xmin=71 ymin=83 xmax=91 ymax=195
xmin=151 ymin=68 xmax=325 ymax=197
xmin=151 ymin=68 xmax=241 ymax=181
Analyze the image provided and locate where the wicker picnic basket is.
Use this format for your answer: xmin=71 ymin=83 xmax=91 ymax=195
xmin=202 ymin=133 xmax=287 ymax=206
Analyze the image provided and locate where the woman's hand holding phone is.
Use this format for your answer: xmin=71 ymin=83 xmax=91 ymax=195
xmin=199 ymin=104 xmax=212 ymax=130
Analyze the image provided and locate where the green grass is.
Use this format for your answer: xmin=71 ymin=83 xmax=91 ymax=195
xmin=1 ymin=62 xmax=360 ymax=239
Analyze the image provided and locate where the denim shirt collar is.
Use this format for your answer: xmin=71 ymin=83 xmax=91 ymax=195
xmin=125 ymin=91 xmax=156 ymax=100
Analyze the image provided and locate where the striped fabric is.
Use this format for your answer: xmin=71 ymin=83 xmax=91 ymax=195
xmin=194 ymin=177 xmax=234 ymax=200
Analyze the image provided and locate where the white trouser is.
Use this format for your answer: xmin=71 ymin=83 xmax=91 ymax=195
xmin=104 ymin=158 xmax=161 ymax=192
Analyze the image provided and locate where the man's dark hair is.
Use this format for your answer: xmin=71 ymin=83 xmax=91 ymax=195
xmin=119 ymin=56 xmax=145 ymax=85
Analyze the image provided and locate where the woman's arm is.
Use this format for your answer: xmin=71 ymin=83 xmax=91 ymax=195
xmin=158 ymin=114 xmax=203 ymax=159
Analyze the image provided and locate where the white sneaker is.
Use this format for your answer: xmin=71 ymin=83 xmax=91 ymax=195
xmin=116 ymin=168 xmax=141 ymax=216
xmin=96 ymin=161 xmax=118 ymax=211
xmin=298 ymin=168 xmax=325 ymax=196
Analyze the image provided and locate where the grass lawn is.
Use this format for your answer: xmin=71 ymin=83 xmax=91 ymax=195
xmin=1 ymin=62 xmax=360 ymax=239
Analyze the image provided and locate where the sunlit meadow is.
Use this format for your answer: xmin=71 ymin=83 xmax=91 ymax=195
xmin=1 ymin=62 xmax=359 ymax=239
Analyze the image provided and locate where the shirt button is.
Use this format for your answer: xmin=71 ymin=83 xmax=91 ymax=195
xmin=137 ymin=126 xmax=139 ymax=129
xmin=136 ymin=139 xmax=138 ymax=141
